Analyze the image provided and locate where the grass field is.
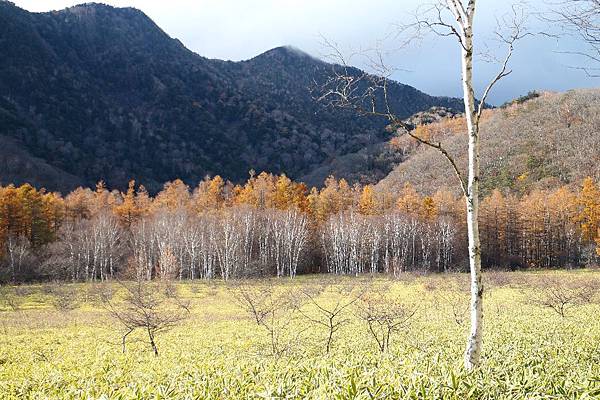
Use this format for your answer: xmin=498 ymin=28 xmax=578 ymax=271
xmin=1 ymin=271 xmax=600 ymax=399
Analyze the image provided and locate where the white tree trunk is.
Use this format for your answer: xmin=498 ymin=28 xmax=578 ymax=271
xmin=458 ymin=2 xmax=484 ymax=370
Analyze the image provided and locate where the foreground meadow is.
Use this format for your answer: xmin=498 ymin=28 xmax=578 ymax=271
xmin=1 ymin=271 xmax=600 ymax=399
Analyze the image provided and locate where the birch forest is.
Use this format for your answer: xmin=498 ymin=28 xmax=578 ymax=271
xmin=1 ymin=173 xmax=598 ymax=283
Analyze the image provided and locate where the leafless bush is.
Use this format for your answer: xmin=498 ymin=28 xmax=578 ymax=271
xmin=1 ymin=287 xmax=25 ymax=311
xmin=485 ymin=271 xmax=514 ymax=288
xmin=392 ymin=272 xmax=418 ymax=285
xmin=13 ymin=285 xmax=33 ymax=297
xmin=434 ymin=285 xmax=469 ymax=326
xmin=189 ymin=283 xmax=202 ymax=295
xmin=422 ymin=279 xmax=440 ymax=292
xmin=356 ymin=291 xmax=417 ymax=352
xmin=527 ymin=276 xmax=599 ymax=318
xmin=230 ymin=281 xmax=300 ymax=356
xmin=85 ymin=282 xmax=114 ymax=306
xmin=297 ymin=280 xmax=367 ymax=354
xmin=5 ymin=294 xmax=23 ymax=311
xmin=41 ymin=284 xmax=55 ymax=295
xmin=162 ymin=279 xmax=178 ymax=299
xmin=206 ymin=282 xmax=219 ymax=297
xmin=50 ymin=285 xmax=80 ymax=312
xmin=189 ymin=282 xmax=204 ymax=297
xmin=102 ymin=278 xmax=190 ymax=356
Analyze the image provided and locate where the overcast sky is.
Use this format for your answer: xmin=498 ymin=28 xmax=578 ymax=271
xmin=12 ymin=0 xmax=600 ymax=104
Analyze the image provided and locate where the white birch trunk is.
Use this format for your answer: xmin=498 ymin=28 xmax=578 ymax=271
xmin=455 ymin=0 xmax=484 ymax=370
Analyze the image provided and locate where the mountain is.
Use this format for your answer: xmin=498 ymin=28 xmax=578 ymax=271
xmin=377 ymin=89 xmax=600 ymax=195
xmin=0 ymin=1 xmax=465 ymax=192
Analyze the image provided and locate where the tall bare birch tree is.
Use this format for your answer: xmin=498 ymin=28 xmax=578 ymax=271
xmin=318 ymin=0 xmax=527 ymax=369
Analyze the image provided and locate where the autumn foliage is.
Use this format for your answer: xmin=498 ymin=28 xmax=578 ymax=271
xmin=0 ymin=173 xmax=599 ymax=281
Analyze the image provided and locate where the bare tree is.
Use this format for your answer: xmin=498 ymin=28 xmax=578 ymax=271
xmin=45 ymin=212 xmax=125 ymax=282
xmin=269 ymin=209 xmax=309 ymax=278
xmin=255 ymin=211 xmax=273 ymax=276
xmin=317 ymin=1 xmax=528 ymax=369
xmin=237 ymin=207 xmax=257 ymax=275
xmin=181 ymin=215 xmax=202 ymax=280
xmin=130 ymin=218 xmax=157 ymax=281
xmin=356 ymin=291 xmax=417 ymax=352
xmin=198 ymin=214 xmax=218 ymax=279
xmin=297 ymin=280 xmax=367 ymax=354
xmin=321 ymin=212 xmax=366 ymax=275
xmin=50 ymin=284 xmax=80 ymax=312
xmin=382 ymin=213 xmax=412 ymax=276
xmin=362 ymin=217 xmax=383 ymax=274
xmin=151 ymin=210 xmax=186 ymax=280
xmin=435 ymin=286 xmax=470 ymax=326
xmin=44 ymin=221 xmax=82 ymax=281
xmin=527 ymin=276 xmax=598 ymax=317
xmin=322 ymin=212 xmax=455 ymax=275
xmin=91 ymin=211 xmax=124 ymax=281
xmin=213 ymin=210 xmax=243 ymax=280
xmin=102 ymin=278 xmax=190 ymax=356
xmin=4 ymin=235 xmax=31 ymax=281
xmin=433 ymin=219 xmax=457 ymax=273
xmin=231 ymin=281 xmax=300 ymax=356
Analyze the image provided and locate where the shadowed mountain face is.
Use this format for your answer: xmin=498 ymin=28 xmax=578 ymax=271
xmin=0 ymin=1 xmax=465 ymax=192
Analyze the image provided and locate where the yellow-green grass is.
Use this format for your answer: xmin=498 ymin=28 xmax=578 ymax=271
xmin=1 ymin=270 xmax=600 ymax=399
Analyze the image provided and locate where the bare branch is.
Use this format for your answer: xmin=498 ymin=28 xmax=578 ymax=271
xmin=102 ymin=278 xmax=190 ymax=356
xmin=396 ymin=124 xmax=469 ymax=197
xmin=547 ymin=0 xmax=600 ymax=75
xmin=477 ymin=4 xmax=531 ymax=124
xmin=412 ymin=3 xmax=468 ymax=50
xmin=315 ymin=29 xmax=470 ymax=196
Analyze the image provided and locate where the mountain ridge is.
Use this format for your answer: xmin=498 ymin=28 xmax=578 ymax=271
xmin=0 ymin=1 xmax=466 ymax=192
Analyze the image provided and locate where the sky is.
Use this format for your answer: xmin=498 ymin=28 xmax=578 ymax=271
xmin=12 ymin=0 xmax=600 ymax=105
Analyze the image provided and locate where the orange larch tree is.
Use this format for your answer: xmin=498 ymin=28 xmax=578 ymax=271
xmin=396 ymin=183 xmax=422 ymax=217
xmin=358 ymin=185 xmax=378 ymax=215
xmin=114 ymin=180 xmax=141 ymax=227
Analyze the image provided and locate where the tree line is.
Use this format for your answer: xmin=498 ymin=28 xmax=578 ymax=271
xmin=0 ymin=173 xmax=599 ymax=282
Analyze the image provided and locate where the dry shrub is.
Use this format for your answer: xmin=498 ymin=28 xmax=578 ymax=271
xmin=103 ymin=279 xmax=190 ymax=356
xmin=296 ymin=280 xmax=368 ymax=355
xmin=41 ymin=284 xmax=55 ymax=295
xmin=13 ymin=286 xmax=33 ymax=297
xmin=50 ymin=285 xmax=80 ymax=312
xmin=187 ymin=281 xmax=219 ymax=298
xmin=422 ymin=279 xmax=439 ymax=292
xmin=485 ymin=271 xmax=514 ymax=288
xmin=433 ymin=279 xmax=470 ymax=326
xmin=356 ymin=289 xmax=417 ymax=352
xmin=392 ymin=272 xmax=418 ymax=285
xmin=1 ymin=287 xmax=25 ymax=311
xmin=423 ymin=274 xmax=469 ymax=293
xmin=85 ymin=282 xmax=114 ymax=306
xmin=162 ymin=280 xmax=178 ymax=299
xmin=526 ymin=276 xmax=599 ymax=318
xmin=230 ymin=280 xmax=300 ymax=356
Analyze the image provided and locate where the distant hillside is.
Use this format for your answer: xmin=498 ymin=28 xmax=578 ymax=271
xmin=301 ymin=106 xmax=464 ymax=186
xmin=377 ymin=89 xmax=600 ymax=195
xmin=0 ymin=2 xmax=465 ymax=192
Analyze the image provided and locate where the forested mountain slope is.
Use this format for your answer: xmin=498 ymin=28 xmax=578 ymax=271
xmin=0 ymin=1 xmax=464 ymax=192
xmin=378 ymin=89 xmax=600 ymax=195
